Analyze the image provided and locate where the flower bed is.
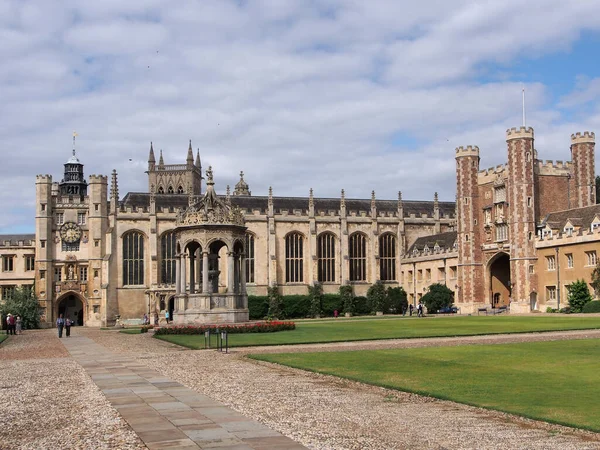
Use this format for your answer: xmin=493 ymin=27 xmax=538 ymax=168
xmin=154 ymin=321 xmax=295 ymax=335
xmin=141 ymin=325 xmax=154 ymax=333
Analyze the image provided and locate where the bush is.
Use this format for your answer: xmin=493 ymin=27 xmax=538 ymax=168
xmin=354 ymin=296 xmax=371 ymax=315
xmin=154 ymin=321 xmax=295 ymax=335
xmin=421 ymin=283 xmax=454 ymax=314
xmin=582 ymin=300 xmax=600 ymax=313
xmin=340 ymin=285 xmax=354 ymax=315
xmin=546 ymin=307 xmax=555 ymax=313
xmin=0 ymin=286 xmax=41 ymax=330
xmin=267 ymin=285 xmax=284 ymax=319
xmin=248 ymin=296 xmax=269 ymax=320
xmin=140 ymin=325 xmax=154 ymax=333
xmin=308 ymin=283 xmax=324 ymax=318
xmin=282 ymin=295 xmax=311 ymax=319
xmin=367 ymin=281 xmax=387 ymax=313
xmin=387 ymin=287 xmax=408 ymax=314
xmin=322 ymin=294 xmax=342 ymax=316
xmin=568 ymin=279 xmax=593 ymax=313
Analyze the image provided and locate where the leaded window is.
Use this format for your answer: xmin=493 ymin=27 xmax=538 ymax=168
xmin=161 ymin=232 xmax=177 ymax=284
xmin=349 ymin=233 xmax=367 ymax=282
xmin=245 ymin=234 xmax=255 ymax=283
xmin=379 ymin=234 xmax=396 ymax=281
xmin=285 ymin=232 xmax=303 ymax=283
xmin=317 ymin=233 xmax=336 ymax=282
xmin=123 ymin=231 xmax=144 ymax=285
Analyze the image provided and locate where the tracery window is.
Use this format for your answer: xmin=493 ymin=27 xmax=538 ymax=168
xmin=349 ymin=233 xmax=367 ymax=282
xmin=157 ymin=186 xmax=164 ymax=194
xmin=167 ymin=186 xmax=174 ymax=194
xmin=161 ymin=231 xmax=176 ymax=284
xmin=285 ymin=232 xmax=303 ymax=283
xmin=123 ymin=231 xmax=144 ymax=285
xmin=245 ymin=233 xmax=255 ymax=283
xmin=379 ymin=234 xmax=396 ymax=281
xmin=177 ymin=186 xmax=184 ymax=194
xmin=317 ymin=233 xmax=336 ymax=282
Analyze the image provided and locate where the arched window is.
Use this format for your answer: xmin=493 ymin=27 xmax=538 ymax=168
xmin=167 ymin=186 xmax=174 ymax=194
xmin=177 ymin=186 xmax=184 ymax=194
xmin=123 ymin=231 xmax=144 ymax=285
xmin=245 ymin=233 xmax=255 ymax=283
xmin=379 ymin=233 xmax=396 ymax=281
xmin=349 ymin=233 xmax=367 ymax=281
xmin=157 ymin=186 xmax=164 ymax=194
xmin=285 ymin=232 xmax=303 ymax=283
xmin=317 ymin=233 xmax=336 ymax=282
xmin=161 ymin=232 xmax=176 ymax=284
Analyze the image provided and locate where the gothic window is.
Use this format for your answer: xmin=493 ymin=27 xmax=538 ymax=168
xmin=285 ymin=232 xmax=303 ymax=283
xmin=123 ymin=231 xmax=144 ymax=285
xmin=317 ymin=233 xmax=336 ymax=282
xmin=157 ymin=186 xmax=164 ymax=194
xmin=177 ymin=186 xmax=184 ymax=194
xmin=62 ymin=241 xmax=80 ymax=252
xmin=161 ymin=231 xmax=176 ymax=284
xmin=349 ymin=233 xmax=367 ymax=282
xmin=494 ymin=186 xmax=506 ymax=203
xmin=2 ymin=256 xmax=14 ymax=272
xmin=379 ymin=233 xmax=396 ymax=281
xmin=495 ymin=224 xmax=508 ymax=241
xmin=167 ymin=186 xmax=174 ymax=194
xmin=56 ymin=212 xmax=64 ymax=225
xmin=79 ymin=266 xmax=88 ymax=281
xmin=566 ymin=253 xmax=574 ymax=269
xmin=586 ymin=251 xmax=597 ymax=267
xmin=245 ymin=233 xmax=255 ymax=283
xmin=25 ymin=256 xmax=35 ymax=271
xmin=546 ymin=255 xmax=556 ymax=271
xmin=2 ymin=286 xmax=15 ymax=300
xmin=77 ymin=212 xmax=86 ymax=225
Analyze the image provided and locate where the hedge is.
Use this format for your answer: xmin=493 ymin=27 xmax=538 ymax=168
xmin=582 ymin=300 xmax=600 ymax=313
xmin=154 ymin=321 xmax=295 ymax=335
xmin=248 ymin=296 xmax=269 ymax=320
xmin=249 ymin=293 xmax=373 ymax=318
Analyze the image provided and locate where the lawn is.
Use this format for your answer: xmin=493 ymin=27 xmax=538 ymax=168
xmin=120 ymin=328 xmax=144 ymax=334
xmin=251 ymin=339 xmax=600 ymax=431
xmin=154 ymin=315 xmax=600 ymax=349
xmin=0 ymin=334 xmax=7 ymax=344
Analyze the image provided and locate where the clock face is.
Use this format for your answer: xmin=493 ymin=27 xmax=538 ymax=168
xmin=60 ymin=222 xmax=82 ymax=244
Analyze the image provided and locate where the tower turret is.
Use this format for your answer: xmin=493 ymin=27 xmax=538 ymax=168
xmin=148 ymin=142 xmax=156 ymax=171
xmin=570 ymin=131 xmax=596 ymax=207
xmin=187 ymin=140 xmax=194 ymax=167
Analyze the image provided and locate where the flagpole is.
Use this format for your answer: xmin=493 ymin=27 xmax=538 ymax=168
xmin=522 ymin=87 xmax=526 ymax=127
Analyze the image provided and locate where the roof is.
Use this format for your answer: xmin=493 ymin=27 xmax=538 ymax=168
xmin=120 ymin=192 xmax=456 ymax=218
xmin=540 ymin=204 xmax=600 ymax=231
xmin=407 ymin=231 xmax=457 ymax=253
xmin=0 ymin=234 xmax=36 ymax=246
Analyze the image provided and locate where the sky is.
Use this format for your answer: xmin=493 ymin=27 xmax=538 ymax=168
xmin=1 ymin=0 xmax=600 ymax=234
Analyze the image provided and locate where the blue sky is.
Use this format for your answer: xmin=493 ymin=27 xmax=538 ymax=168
xmin=1 ymin=0 xmax=600 ymax=234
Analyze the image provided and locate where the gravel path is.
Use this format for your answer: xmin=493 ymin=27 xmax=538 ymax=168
xmin=0 ymin=331 xmax=145 ymax=450
xmin=77 ymin=328 xmax=600 ymax=450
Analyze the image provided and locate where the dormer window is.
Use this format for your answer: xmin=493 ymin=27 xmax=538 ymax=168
xmin=592 ymin=222 xmax=600 ymax=232
xmin=423 ymin=246 xmax=429 ymax=255
xmin=542 ymin=229 xmax=552 ymax=239
xmin=564 ymin=226 xmax=574 ymax=237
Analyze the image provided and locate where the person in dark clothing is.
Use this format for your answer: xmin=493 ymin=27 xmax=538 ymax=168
xmin=65 ymin=317 xmax=72 ymax=337
xmin=409 ymin=304 xmax=413 ymax=316
xmin=56 ymin=314 xmax=65 ymax=338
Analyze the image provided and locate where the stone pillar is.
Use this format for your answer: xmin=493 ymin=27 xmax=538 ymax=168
xmin=202 ymin=252 xmax=209 ymax=294
xmin=175 ymin=255 xmax=181 ymax=295
xmin=228 ymin=252 xmax=235 ymax=294
xmin=189 ymin=250 xmax=195 ymax=294
xmin=196 ymin=249 xmax=202 ymax=292
xmin=181 ymin=254 xmax=187 ymax=294
xmin=240 ymin=255 xmax=247 ymax=295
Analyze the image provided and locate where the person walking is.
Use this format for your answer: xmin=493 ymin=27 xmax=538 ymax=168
xmin=409 ymin=304 xmax=413 ymax=317
xmin=56 ymin=314 xmax=65 ymax=338
xmin=154 ymin=312 xmax=159 ymax=326
xmin=165 ymin=310 xmax=170 ymax=324
xmin=65 ymin=317 xmax=72 ymax=337
xmin=143 ymin=313 xmax=148 ymax=325
xmin=15 ymin=316 xmax=22 ymax=334
xmin=417 ymin=302 xmax=423 ymax=317
xmin=7 ymin=314 xmax=15 ymax=335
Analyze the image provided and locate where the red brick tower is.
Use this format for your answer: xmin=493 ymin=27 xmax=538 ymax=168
xmin=570 ymin=132 xmax=596 ymax=207
xmin=506 ymin=127 xmax=537 ymax=312
xmin=455 ymin=146 xmax=484 ymax=307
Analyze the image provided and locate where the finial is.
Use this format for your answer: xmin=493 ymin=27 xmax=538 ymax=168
xmin=226 ymin=184 xmax=231 ymax=197
xmin=398 ymin=191 xmax=402 ymax=202
xmin=72 ymin=131 xmax=78 ymax=156
xmin=110 ymin=169 xmax=119 ymax=200
xmin=187 ymin=140 xmax=194 ymax=163
xmin=159 ymin=149 xmax=164 ymax=166
xmin=309 ymin=188 xmax=314 ymax=208
xmin=148 ymin=142 xmax=155 ymax=163
xmin=206 ymin=166 xmax=214 ymax=184
xmin=269 ymin=186 xmax=273 ymax=197
xmin=434 ymin=192 xmax=439 ymax=202
xmin=340 ymin=189 xmax=346 ymax=207
xmin=240 ymin=170 xmax=244 ymax=179
xmin=195 ymin=149 xmax=201 ymax=168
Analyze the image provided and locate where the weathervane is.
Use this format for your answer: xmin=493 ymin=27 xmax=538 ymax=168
xmin=72 ymin=131 xmax=78 ymax=156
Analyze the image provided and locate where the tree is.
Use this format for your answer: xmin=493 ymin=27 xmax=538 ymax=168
xmin=340 ymin=285 xmax=354 ymax=316
xmin=308 ymin=282 xmax=324 ymax=318
xmin=267 ymin=285 xmax=284 ymax=319
xmin=590 ymin=262 xmax=600 ymax=298
xmin=387 ymin=287 xmax=408 ymax=314
xmin=421 ymin=283 xmax=454 ymax=313
xmin=568 ymin=279 xmax=593 ymax=313
xmin=0 ymin=286 xmax=41 ymax=330
xmin=367 ymin=281 xmax=387 ymax=313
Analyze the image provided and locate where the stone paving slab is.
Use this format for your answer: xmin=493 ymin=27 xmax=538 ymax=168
xmin=61 ymin=335 xmax=306 ymax=450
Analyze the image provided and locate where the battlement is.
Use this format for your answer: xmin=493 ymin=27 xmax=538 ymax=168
xmin=536 ymin=159 xmax=572 ymax=175
xmin=35 ymin=174 xmax=52 ymax=183
xmin=455 ymin=145 xmax=479 ymax=158
xmin=506 ymin=126 xmax=534 ymax=140
xmin=89 ymin=175 xmax=108 ymax=183
xmin=571 ymin=131 xmax=595 ymax=145
xmin=479 ymin=164 xmax=507 ymax=177
xmin=478 ymin=164 xmax=507 ymax=184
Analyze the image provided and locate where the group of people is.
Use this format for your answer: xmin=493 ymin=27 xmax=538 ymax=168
xmin=402 ymin=302 xmax=425 ymax=317
xmin=55 ymin=314 xmax=74 ymax=338
xmin=4 ymin=314 xmax=23 ymax=335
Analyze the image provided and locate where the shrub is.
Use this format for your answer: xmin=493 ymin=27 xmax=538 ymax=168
xmin=546 ymin=306 xmax=555 ymax=313
xmin=421 ymin=283 xmax=454 ymax=313
xmin=267 ymin=285 xmax=284 ymax=319
xmin=248 ymin=296 xmax=269 ymax=320
xmin=0 ymin=286 xmax=41 ymax=330
xmin=367 ymin=281 xmax=387 ymax=313
xmin=354 ymin=296 xmax=370 ymax=315
xmin=568 ymin=279 xmax=593 ymax=313
xmin=154 ymin=321 xmax=295 ymax=335
xmin=140 ymin=325 xmax=154 ymax=333
xmin=322 ymin=294 xmax=342 ymax=316
xmin=340 ymin=285 xmax=354 ymax=315
xmin=282 ymin=295 xmax=311 ymax=318
xmin=582 ymin=300 xmax=600 ymax=313
xmin=387 ymin=287 xmax=408 ymax=314
xmin=308 ymin=283 xmax=324 ymax=318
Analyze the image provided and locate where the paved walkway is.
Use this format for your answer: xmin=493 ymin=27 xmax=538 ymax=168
xmin=62 ymin=335 xmax=306 ymax=450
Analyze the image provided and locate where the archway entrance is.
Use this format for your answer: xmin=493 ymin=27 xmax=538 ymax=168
xmin=58 ymin=294 xmax=84 ymax=326
xmin=168 ymin=297 xmax=175 ymax=323
xmin=489 ymin=253 xmax=511 ymax=308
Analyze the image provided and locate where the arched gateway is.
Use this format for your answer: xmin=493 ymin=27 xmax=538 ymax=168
xmin=172 ymin=167 xmax=249 ymax=324
xmin=489 ymin=252 xmax=511 ymax=308
xmin=57 ymin=292 xmax=85 ymax=326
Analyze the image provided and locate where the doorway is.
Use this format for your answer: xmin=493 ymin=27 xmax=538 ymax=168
xmin=489 ymin=253 xmax=511 ymax=308
xmin=58 ymin=294 xmax=84 ymax=326
xmin=168 ymin=296 xmax=175 ymax=323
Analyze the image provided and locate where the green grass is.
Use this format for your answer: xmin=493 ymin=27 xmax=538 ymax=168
xmin=251 ymin=339 xmax=600 ymax=431
xmin=120 ymin=328 xmax=144 ymax=334
xmin=0 ymin=334 xmax=7 ymax=344
xmin=154 ymin=315 xmax=600 ymax=349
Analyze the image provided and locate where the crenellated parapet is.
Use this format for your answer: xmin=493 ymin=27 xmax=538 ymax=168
xmin=536 ymin=159 xmax=572 ymax=176
xmin=506 ymin=126 xmax=534 ymax=141
xmin=36 ymin=174 xmax=53 ymax=183
xmin=571 ymin=131 xmax=595 ymax=145
xmin=88 ymin=174 xmax=108 ymax=184
xmin=455 ymin=145 xmax=480 ymax=158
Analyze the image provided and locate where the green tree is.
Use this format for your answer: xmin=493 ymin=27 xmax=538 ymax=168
xmin=308 ymin=282 xmax=324 ymax=318
xmin=590 ymin=262 xmax=600 ymax=298
xmin=568 ymin=279 xmax=593 ymax=313
xmin=0 ymin=286 xmax=41 ymax=330
xmin=367 ymin=281 xmax=387 ymax=313
xmin=267 ymin=285 xmax=284 ymax=319
xmin=387 ymin=286 xmax=408 ymax=314
xmin=340 ymin=285 xmax=354 ymax=316
xmin=421 ymin=283 xmax=454 ymax=313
